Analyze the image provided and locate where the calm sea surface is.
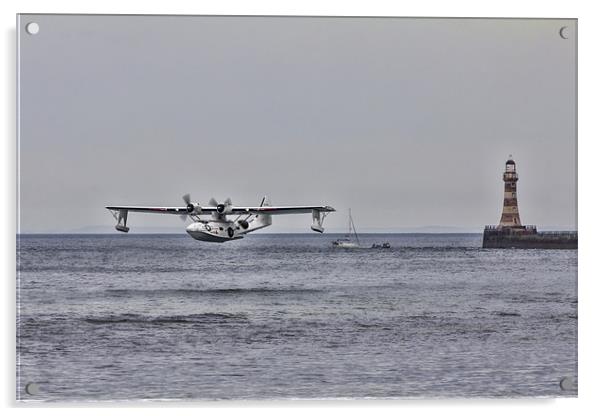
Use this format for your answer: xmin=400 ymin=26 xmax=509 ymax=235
xmin=16 ymin=233 xmax=577 ymax=401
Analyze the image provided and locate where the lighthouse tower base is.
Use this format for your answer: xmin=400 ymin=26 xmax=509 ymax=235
xmin=482 ymin=226 xmax=577 ymax=249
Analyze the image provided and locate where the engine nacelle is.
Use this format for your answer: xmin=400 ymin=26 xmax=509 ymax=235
xmin=186 ymin=203 xmax=202 ymax=215
xmin=238 ymin=219 xmax=249 ymax=229
xmin=216 ymin=203 xmax=233 ymax=215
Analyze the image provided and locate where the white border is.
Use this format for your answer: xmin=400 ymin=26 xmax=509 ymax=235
xmin=3 ymin=0 xmax=601 ymax=414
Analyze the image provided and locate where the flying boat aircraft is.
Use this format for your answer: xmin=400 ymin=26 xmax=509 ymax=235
xmin=106 ymin=195 xmax=335 ymax=243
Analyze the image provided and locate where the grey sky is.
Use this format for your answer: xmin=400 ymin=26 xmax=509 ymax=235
xmin=18 ymin=15 xmax=576 ymax=233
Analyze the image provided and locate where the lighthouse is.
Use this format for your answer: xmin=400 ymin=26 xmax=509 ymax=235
xmin=498 ymin=156 xmax=523 ymax=228
xmin=482 ymin=156 xmax=577 ymax=248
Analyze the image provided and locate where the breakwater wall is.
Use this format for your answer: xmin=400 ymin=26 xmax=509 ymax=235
xmin=482 ymin=226 xmax=577 ymax=249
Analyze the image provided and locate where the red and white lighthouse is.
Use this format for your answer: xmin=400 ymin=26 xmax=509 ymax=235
xmin=498 ymin=156 xmax=522 ymax=228
xmin=483 ymin=156 xmax=576 ymax=248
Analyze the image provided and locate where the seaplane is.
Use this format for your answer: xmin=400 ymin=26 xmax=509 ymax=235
xmin=106 ymin=195 xmax=335 ymax=243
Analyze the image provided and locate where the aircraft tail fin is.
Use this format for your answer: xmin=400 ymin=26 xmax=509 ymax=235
xmin=239 ymin=196 xmax=272 ymax=234
xmin=260 ymin=195 xmax=270 ymax=207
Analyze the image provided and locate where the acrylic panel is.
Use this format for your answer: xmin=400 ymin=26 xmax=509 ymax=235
xmin=16 ymin=14 xmax=577 ymax=401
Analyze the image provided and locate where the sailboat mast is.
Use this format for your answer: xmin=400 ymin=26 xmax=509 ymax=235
xmin=349 ymin=209 xmax=360 ymax=245
xmin=348 ymin=208 xmax=352 ymax=237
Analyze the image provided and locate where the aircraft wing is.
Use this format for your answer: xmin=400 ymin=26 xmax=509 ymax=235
xmin=106 ymin=205 xmax=335 ymax=215
xmin=105 ymin=206 xmax=190 ymax=214
xmin=227 ymin=205 xmax=336 ymax=215
xmin=106 ymin=203 xmax=335 ymax=234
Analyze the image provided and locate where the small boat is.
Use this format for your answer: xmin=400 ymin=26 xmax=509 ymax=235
xmin=371 ymin=242 xmax=391 ymax=249
xmin=332 ymin=209 xmax=360 ymax=248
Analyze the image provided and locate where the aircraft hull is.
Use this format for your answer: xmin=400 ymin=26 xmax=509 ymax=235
xmin=185 ymin=222 xmax=243 ymax=242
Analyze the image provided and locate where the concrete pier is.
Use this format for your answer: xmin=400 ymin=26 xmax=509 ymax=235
xmin=483 ymin=226 xmax=577 ymax=249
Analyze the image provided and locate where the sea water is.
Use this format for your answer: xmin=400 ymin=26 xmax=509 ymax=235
xmin=16 ymin=233 xmax=577 ymax=401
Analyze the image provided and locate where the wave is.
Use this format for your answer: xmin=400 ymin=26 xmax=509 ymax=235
xmin=492 ymin=311 xmax=522 ymax=317
xmin=84 ymin=312 xmax=248 ymax=325
xmin=105 ymin=287 xmax=322 ymax=297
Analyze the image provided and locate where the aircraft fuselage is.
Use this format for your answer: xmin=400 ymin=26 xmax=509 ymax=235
xmin=185 ymin=221 xmax=244 ymax=242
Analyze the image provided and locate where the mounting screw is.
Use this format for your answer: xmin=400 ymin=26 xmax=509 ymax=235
xmin=25 ymin=22 xmax=40 ymax=35
xmin=559 ymin=376 xmax=574 ymax=391
xmin=25 ymin=382 xmax=39 ymax=395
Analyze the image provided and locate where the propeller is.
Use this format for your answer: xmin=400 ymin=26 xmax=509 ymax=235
xmin=183 ymin=193 xmax=195 ymax=214
xmin=208 ymin=197 xmax=218 ymax=207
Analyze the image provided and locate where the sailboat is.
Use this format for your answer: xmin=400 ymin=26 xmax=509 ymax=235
xmin=332 ymin=209 xmax=360 ymax=248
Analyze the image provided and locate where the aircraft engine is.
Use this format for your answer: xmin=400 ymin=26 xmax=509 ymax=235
xmin=238 ymin=219 xmax=249 ymax=229
xmin=183 ymin=194 xmax=202 ymax=215
xmin=186 ymin=203 xmax=202 ymax=214
xmin=216 ymin=199 xmax=233 ymax=215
